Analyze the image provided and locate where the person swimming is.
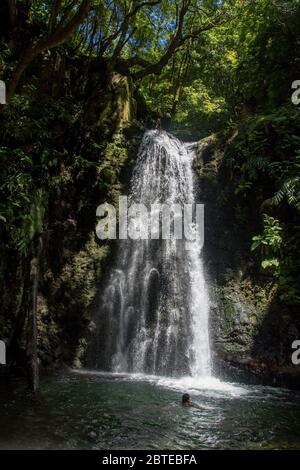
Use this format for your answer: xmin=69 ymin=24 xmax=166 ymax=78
xmin=181 ymin=393 xmax=201 ymax=408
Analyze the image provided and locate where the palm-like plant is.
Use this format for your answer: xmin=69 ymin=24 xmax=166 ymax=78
xmin=271 ymin=175 xmax=300 ymax=211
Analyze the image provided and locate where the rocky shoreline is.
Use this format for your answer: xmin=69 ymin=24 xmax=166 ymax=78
xmin=215 ymin=354 xmax=300 ymax=390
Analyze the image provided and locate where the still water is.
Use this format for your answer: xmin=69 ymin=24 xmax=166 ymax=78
xmin=1 ymin=370 xmax=300 ymax=450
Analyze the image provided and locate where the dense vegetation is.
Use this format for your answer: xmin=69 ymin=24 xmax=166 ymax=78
xmin=191 ymin=1 xmax=300 ymax=306
xmin=0 ymin=0 xmax=299 ymax=389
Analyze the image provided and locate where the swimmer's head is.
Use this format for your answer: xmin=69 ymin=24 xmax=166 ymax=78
xmin=182 ymin=393 xmax=190 ymax=405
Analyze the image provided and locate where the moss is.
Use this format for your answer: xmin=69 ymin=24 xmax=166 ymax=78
xmin=37 ymin=234 xmax=111 ymax=367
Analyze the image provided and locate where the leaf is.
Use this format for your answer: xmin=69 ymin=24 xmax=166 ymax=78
xmin=261 ymin=259 xmax=279 ymax=269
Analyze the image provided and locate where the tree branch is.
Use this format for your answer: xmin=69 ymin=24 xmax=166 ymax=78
xmin=7 ymin=0 xmax=91 ymax=101
xmin=112 ymin=0 xmax=161 ymax=59
xmin=130 ymin=1 xmax=234 ymax=81
xmin=7 ymin=0 xmax=17 ymax=28
xmin=57 ymin=0 xmax=78 ymax=30
xmin=131 ymin=0 xmax=191 ymax=79
xmin=48 ymin=0 xmax=62 ymax=34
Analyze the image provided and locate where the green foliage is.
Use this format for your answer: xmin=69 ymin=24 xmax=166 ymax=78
xmin=228 ymin=104 xmax=300 ymax=305
xmin=0 ymin=0 xmax=300 ymax=365
xmin=271 ymin=154 xmax=300 ymax=211
xmin=251 ymin=215 xmax=282 ymax=273
xmin=0 ymin=145 xmax=45 ymax=256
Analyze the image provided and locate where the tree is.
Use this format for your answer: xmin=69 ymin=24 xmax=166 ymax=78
xmin=6 ymin=0 xmax=92 ymax=100
xmin=68 ymin=0 xmax=246 ymax=79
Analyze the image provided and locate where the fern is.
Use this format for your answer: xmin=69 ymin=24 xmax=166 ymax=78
xmin=271 ymin=176 xmax=300 ymax=210
xmin=241 ymin=156 xmax=270 ymax=179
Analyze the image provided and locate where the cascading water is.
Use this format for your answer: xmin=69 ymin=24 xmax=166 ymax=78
xmin=90 ymin=130 xmax=211 ymax=377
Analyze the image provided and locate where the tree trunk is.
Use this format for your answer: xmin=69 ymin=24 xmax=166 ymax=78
xmin=27 ymin=236 xmax=42 ymax=392
xmin=171 ymin=43 xmax=190 ymax=118
xmin=7 ymin=0 xmax=17 ymax=27
xmin=8 ymin=258 xmax=31 ymax=367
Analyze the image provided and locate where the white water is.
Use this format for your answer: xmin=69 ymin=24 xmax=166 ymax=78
xmin=75 ymin=369 xmax=248 ymax=398
xmin=91 ymin=130 xmax=211 ymax=377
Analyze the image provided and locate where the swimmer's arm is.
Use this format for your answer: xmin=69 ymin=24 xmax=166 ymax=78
xmin=189 ymin=402 xmax=203 ymax=409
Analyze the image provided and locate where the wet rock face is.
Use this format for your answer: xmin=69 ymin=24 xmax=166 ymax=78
xmin=195 ymin=135 xmax=300 ymax=386
xmin=210 ymin=280 xmax=270 ymax=359
xmin=212 ymin=294 xmax=251 ymax=352
xmin=215 ymin=354 xmax=300 ymax=390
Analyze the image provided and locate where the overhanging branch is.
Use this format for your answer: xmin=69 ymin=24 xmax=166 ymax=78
xmin=7 ymin=0 xmax=91 ymax=101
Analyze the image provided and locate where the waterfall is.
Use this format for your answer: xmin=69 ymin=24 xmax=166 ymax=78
xmin=91 ymin=130 xmax=211 ymax=377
